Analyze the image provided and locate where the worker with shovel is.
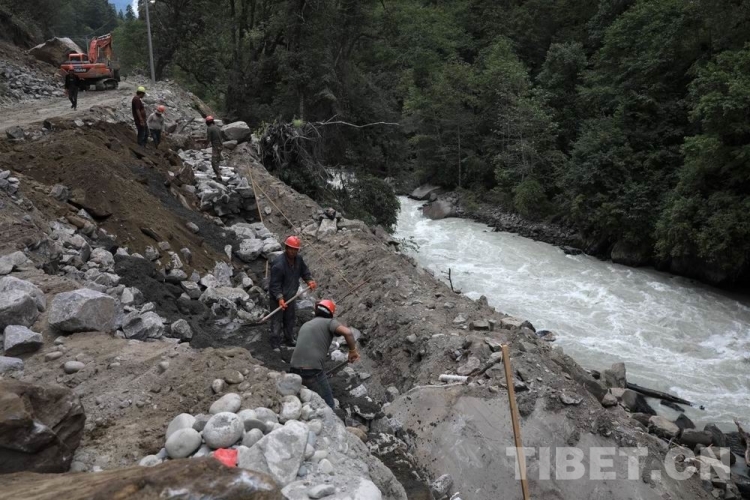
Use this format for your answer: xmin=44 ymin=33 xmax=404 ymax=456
xmin=290 ymin=299 xmax=360 ymax=408
xmin=269 ymin=235 xmax=316 ymax=349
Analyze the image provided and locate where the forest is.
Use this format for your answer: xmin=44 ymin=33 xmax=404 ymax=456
xmin=4 ymin=0 xmax=750 ymax=282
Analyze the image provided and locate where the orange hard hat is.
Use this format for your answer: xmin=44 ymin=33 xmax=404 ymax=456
xmin=206 ymin=115 xmax=214 ymax=123
xmin=316 ymin=300 xmax=336 ymax=316
xmin=284 ymin=236 xmax=301 ymax=249
xmin=157 ymin=105 xmax=166 ymax=113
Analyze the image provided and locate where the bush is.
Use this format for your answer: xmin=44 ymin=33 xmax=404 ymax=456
xmin=513 ymin=178 xmax=546 ymax=219
xmin=339 ymin=175 xmax=400 ymax=232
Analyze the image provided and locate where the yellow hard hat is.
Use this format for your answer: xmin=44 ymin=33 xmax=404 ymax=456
xmin=137 ymin=86 xmax=146 ymax=93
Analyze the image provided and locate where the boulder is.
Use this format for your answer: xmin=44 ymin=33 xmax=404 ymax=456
xmin=165 ymin=428 xmax=202 ymax=459
xmin=317 ymin=218 xmax=338 ymax=238
xmin=210 ymin=393 xmax=242 ymax=414
xmin=48 ymin=289 xmax=116 ymax=333
xmin=238 ymin=420 xmax=308 ymax=487
xmin=0 ymin=356 xmax=24 ymax=373
xmin=422 ymin=198 xmax=456 ymax=220
xmin=0 ymin=380 xmax=85 ymax=473
xmin=279 ymin=396 xmax=303 ymax=423
xmin=338 ymin=218 xmax=368 ymax=232
xmin=704 ymin=423 xmax=727 ymax=447
xmin=203 ymin=412 xmax=244 ymax=449
xmin=409 ymin=185 xmax=442 ymax=201
xmin=0 ymin=252 xmax=34 ymax=272
xmin=620 ymin=389 xmax=655 ymax=414
xmin=0 ymin=277 xmax=45 ymax=312
xmin=0 ymin=290 xmax=39 ymax=331
xmin=648 ymin=416 xmax=680 ymax=440
xmin=277 ymin=374 xmax=303 ymax=396
xmin=166 ymin=413 xmax=196 ymax=440
xmin=235 ymin=238 xmax=265 ymax=262
xmin=6 ymin=126 xmax=24 ymax=140
xmin=170 ymin=319 xmax=193 ymax=341
xmin=29 ymin=37 xmax=83 ymax=66
xmin=122 ymin=311 xmax=165 ymax=340
xmin=49 ymin=184 xmax=69 ymax=202
xmin=200 ymin=287 xmax=249 ymax=306
xmin=3 ymin=325 xmax=43 ymax=356
xmin=679 ymin=429 xmax=713 ymax=448
xmin=1 ymin=457 xmax=280 ymax=498
xmin=222 ymin=121 xmax=252 ymax=143
xmin=180 ymin=281 xmax=202 ymax=299
xmin=602 ymin=362 xmax=627 ymax=389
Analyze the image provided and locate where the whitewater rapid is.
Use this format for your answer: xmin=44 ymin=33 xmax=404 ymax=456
xmin=395 ymin=197 xmax=750 ymax=429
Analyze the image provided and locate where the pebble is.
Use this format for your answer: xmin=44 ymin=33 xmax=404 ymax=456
xmin=211 ymin=379 xmax=226 ymax=394
xmin=308 ymin=419 xmax=323 ymax=435
xmin=63 ymin=361 xmax=85 ymax=374
xmin=158 ymin=361 xmax=169 ymax=373
xmin=318 ymin=458 xmax=334 ymax=474
xmin=54 ymin=336 xmax=65 ymax=345
xmin=304 ymin=444 xmax=315 ymax=459
xmin=280 ymin=396 xmax=302 ymax=422
xmin=209 ymin=393 xmax=241 ymax=414
xmin=300 ymin=404 xmax=314 ymax=421
xmin=45 ymin=351 xmax=63 ymax=361
xmin=139 ymin=455 xmax=162 ymax=467
xmin=242 ymin=428 xmax=264 ymax=447
xmin=253 ymin=407 xmax=279 ymax=424
xmin=300 ymin=388 xmax=314 ymax=403
xmin=311 ymin=450 xmax=328 ymax=463
xmin=308 ymin=485 xmax=336 ymax=499
xmin=223 ymin=370 xmax=244 ymax=384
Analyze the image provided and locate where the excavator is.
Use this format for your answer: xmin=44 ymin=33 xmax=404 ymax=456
xmin=60 ymin=34 xmax=120 ymax=91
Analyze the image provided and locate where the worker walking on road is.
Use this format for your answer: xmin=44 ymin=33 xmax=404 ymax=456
xmin=64 ymin=70 xmax=79 ymax=110
xmin=132 ymin=86 xmax=148 ymax=147
xmin=290 ymin=300 xmax=360 ymax=408
xmin=268 ymin=235 xmax=317 ymax=349
xmin=206 ymin=116 xmax=224 ymax=183
xmin=147 ymin=105 xmax=166 ymax=148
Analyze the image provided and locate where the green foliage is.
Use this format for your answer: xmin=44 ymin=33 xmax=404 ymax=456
xmin=337 ymin=176 xmax=400 ymax=231
xmin=514 ymin=178 xmax=546 ymax=219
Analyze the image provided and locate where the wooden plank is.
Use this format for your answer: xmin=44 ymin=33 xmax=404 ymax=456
xmin=502 ymin=344 xmax=531 ymax=500
xmin=626 ymin=383 xmax=693 ymax=406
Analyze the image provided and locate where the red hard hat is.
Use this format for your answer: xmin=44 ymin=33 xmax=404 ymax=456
xmin=285 ymin=235 xmax=301 ymax=249
xmin=316 ymin=300 xmax=336 ymax=316
xmin=157 ymin=105 xmax=166 ymax=113
xmin=206 ymin=115 xmax=214 ymax=123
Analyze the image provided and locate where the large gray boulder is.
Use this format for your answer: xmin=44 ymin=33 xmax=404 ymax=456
xmin=29 ymin=38 xmax=83 ymax=66
xmin=199 ymin=287 xmax=249 ymax=306
xmin=122 ymin=312 xmax=165 ymax=340
xmin=0 ymin=290 xmax=39 ymax=332
xmin=237 ymin=420 xmax=309 ymax=487
xmin=235 ymin=238 xmax=265 ymax=262
xmin=0 ymin=356 xmax=24 ymax=374
xmin=0 ymin=252 xmax=35 ymax=276
xmin=409 ymin=185 xmax=441 ymax=200
xmin=221 ymin=121 xmax=252 ymax=143
xmin=422 ymin=199 xmax=456 ymax=220
xmin=603 ymin=362 xmax=627 ymax=389
xmin=0 ymin=380 xmax=86 ymax=473
xmin=3 ymin=326 xmax=43 ymax=356
xmin=48 ymin=289 xmax=116 ymax=333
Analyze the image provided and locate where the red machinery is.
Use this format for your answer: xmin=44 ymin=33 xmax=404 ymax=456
xmin=60 ymin=34 xmax=120 ymax=90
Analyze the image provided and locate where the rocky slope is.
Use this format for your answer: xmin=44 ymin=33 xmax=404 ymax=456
xmin=0 ymin=45 xmax=743 ymax=500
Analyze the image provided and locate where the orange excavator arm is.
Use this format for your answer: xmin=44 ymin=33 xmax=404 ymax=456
xmin=88 ymin=34 xmax=115 ymax=64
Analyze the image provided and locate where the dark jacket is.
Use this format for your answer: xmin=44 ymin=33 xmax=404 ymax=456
xmin=64 ymin=72 xmax=78 ymax=90
xmin=207 ymin=123 xmax=223 ymax=149
xmin=269 ymin=253 xmax=312 ymax=301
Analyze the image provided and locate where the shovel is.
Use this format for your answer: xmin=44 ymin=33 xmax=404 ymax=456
xmin=325 ymin=360 xmax=350 ymax=377
xmin=255 ymin=285 xmax=311 ymax=325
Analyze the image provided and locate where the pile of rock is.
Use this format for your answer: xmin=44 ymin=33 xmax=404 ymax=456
xmin=141 ymin=372 xmax=405 ymax=499
xmin=178 ymin=148 xmax=259 ymax=218
xmin=0 ymin=170 xmax=21 ymax=194
xmin=0 ymin=61 xmax=63 ymax=105
xmin=0 ymin=276 xmax=47 ymax=372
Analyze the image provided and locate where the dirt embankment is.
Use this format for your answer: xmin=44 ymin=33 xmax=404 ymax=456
xmin=230 ymin=145 xmax=721 ymax=500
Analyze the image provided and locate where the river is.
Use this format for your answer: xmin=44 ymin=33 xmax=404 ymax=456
xmin=395 ymin=197 xmax=750 ymax=429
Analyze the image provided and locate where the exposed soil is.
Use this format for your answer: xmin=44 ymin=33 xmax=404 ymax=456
xmin=0 ymin=121 xmax=228 ymax=272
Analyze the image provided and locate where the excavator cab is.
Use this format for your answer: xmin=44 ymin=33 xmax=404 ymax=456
xmin=59 ymin=34 xmax=120 ymax=91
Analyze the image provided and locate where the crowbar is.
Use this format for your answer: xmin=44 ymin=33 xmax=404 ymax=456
xmin=256 ymin=285 xmax=311 ymax=324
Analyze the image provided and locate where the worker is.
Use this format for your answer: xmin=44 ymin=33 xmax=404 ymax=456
xmin=268 ymin=235 xmax=317 ymax=349
xmin=147 ymin=105 xmax=166 ymax=148
xmin=206 ymin=116 xmax=224 ymax=183
xmin=64 ymin=70 xmax=79 ymax=110
xmin=290 ymin=300 xmax=360 ymax=408
xmin=132 ymin=86 xmax=148 ymax=147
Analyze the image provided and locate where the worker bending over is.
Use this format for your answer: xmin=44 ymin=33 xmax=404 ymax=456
xmin=268 ymin=236 xmax=316 ymax=349
xmin=147 ymin=105 xmax=166 ymax=148
xmin=290 ymin=300 xmax=360 ymax=408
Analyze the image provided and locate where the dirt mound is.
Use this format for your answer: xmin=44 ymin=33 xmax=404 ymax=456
xmin=0 ymin=121 xmax=230 ymax=272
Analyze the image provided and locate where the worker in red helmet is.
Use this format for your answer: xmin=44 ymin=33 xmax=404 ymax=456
xmin=206 ymin=115 xmax=224 ymax=183
xmin=268 ymin=235 xmax=316 ymax=349
xmin=147 ymin=105 xmax=166 ymax=149
xmin=290 ymin=299 xmax=360 ymax=408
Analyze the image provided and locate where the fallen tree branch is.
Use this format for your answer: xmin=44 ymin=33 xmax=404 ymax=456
xmin=626 ymin=383 xmax=693 ymax=407
xmin=312 ymin=120 xmax=401 ymax=129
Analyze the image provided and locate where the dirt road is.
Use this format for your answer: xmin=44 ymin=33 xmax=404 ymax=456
xmin=0 ymin=81 xmax=136 ymax=132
